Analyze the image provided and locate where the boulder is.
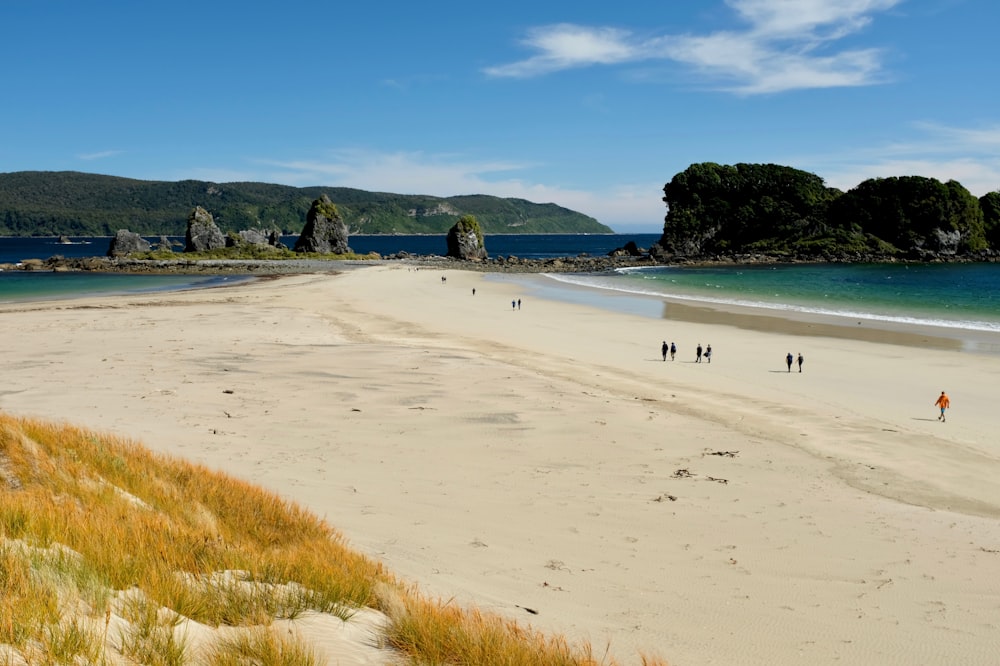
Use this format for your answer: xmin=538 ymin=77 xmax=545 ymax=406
xmin=107 ymin=229 xmax=151 ymax=257
xmin=608 ymin=241 xmax=644 ymax=257
xmin=267 ymin=229 xmax=286 ymax=249
xmin=446 ymin=215 xmax=488 ymax=260
xmin=227 ymin=229 xmax=270 ymax=248
xmin=294 ymin=195 xmax=351 ymax=254
xmin=155 ymin=235 xmax=177 ymax=252
xmin=184 ymin=206 xmax=226 ymax=252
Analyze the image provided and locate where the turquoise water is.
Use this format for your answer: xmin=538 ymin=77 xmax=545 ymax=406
xmin=547 ymin=263 xmax=1000 ymax=334
xmin=0 ymin=272 xmax=250 ymax=304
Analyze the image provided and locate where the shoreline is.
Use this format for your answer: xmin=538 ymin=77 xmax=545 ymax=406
xmin=7 ymin=257 xmax=1000 ymax=354
xmin=2 ymin=265 xmax=1000 ymax=664
xmin=494 ymin=271 xmax=1000 ymax=355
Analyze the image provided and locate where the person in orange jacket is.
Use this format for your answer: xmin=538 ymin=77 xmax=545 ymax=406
xmin=934 ymin=391 xmax=950 ymax=422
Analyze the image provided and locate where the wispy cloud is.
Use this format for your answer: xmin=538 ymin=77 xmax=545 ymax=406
xmin=77 ymin=150 xmax=123 ymax=161
xmin=796 ymin=122 xmax=1000 ymax=195
xmin=236 ymin=149 xmax=665 ymax=229
xmin=485 ymin=0 xmax=902 ymax=94
xmin=484 ymin=25 xmax=640 ymax=78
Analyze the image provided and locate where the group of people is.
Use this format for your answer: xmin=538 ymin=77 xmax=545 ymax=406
xmin=657 ymin=341 xmax=952 ymax=423
xmin=660 ymin=341 xmax=712 ymax=363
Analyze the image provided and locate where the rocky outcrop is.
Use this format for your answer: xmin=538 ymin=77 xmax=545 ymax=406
xmin=107 ymin=229 xmax=151 ymax=257
xmin=608 ymin=241 xmax=644 ymax=257
xmin=226 ymin=229 xmax=269 ymax=248
xmin=446 ymin=215 xmax=487 ymax=260
xmin=184 ymin=207 xmax=226 ymax=252
xmin=294 ymin=195 xmax=351 ymax=254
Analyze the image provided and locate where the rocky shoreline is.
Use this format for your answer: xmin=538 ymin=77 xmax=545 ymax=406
xmin=3 ymin=245 xmax=995 ymax=277
xmin=1 ymin=252 xmax=665 ymax=276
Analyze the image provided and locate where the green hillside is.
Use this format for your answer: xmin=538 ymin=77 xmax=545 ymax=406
xmin=0 ymin=171 xmax=612 ymax=236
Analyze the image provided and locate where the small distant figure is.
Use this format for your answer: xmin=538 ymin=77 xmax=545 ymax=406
xmin=517 ymin=298 xmax=521 ymax=310
xmin=797 ymin=353 xmax=804 ymax=373
xmin=705 ymin=344 xmax=712 ymax=363
xmin=696 ymin=343 xmax=703 ymax=363
xmin=670 ymin=342 xmax=676 ymax=361
xmin=512 ymin=299 xmax=516 ymax=311
xmin=786 ymin=352 xmax=794 ymax=372
xmin=472 ymin=288 xmax=476 ymax=296
xmin=662 ymin=340 xmax=669 ymax=361
xmin=934 ymin=391 xmax=950 ymax=422
xmin=441 ymin=276 xmax=446 ymax=283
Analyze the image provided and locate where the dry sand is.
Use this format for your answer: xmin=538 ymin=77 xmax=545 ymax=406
xmin=2 ymin=264 xmax=1000 ymax=665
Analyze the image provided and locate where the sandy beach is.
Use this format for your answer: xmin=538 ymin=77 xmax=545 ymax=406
xmin=3 ymin=264 xmax=1000 ymax=665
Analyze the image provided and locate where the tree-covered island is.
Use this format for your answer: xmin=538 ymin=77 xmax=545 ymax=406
xmin=654 ymin=162 xmax=1000 ymax=261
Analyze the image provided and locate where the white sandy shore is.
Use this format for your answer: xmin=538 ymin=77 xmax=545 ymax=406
xmin=2 ymin=264 xmax=1000 ymax=665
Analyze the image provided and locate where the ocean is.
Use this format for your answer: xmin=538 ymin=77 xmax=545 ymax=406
xmin=0 ymin=234 xmax=658 ymax=303
xmin=546 ymin=262 xmax=1000 ymax=335
xmin=3 ymin=235 xmax=1000 ymax=344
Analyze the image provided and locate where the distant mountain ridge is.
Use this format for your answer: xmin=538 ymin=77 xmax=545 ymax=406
xmin=0 ymin=171 xmax=612 ymax=236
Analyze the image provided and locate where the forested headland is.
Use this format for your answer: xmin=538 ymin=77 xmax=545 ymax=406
xmin=0 ymin=171 xmax=611 ymax=236
xmin=655 ymin=162 xmax=1000 ymax=260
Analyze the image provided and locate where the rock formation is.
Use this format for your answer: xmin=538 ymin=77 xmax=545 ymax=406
xmin=226 ymin=229 xmax=269 ymax=248
xmin=446 ymin=215 xmax=487 ymax=260
xmin=294 ymin=195 xmax=351 ymax=254
xmin=107 ymin=230 xmax=151 ymax=257
xmin=184 ymin=206 xmax=226 ymax=252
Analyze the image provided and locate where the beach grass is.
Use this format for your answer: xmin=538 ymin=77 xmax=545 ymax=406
xmin=0 ymin=414 xmax=668 ymax=665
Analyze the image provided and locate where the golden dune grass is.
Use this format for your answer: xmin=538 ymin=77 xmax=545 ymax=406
xmin=0 ymin=414 xmax=667 ymax=665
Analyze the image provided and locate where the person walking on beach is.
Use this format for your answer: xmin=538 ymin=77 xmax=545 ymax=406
xmin=797 ymin=353 xmax=804 ymax=373
xmin=786 ymin=352 xmax=794 ymax=372
xmin=670 ymin=342 xmax=676 ymax=361
xmin=696 ymin=343 xmax=703 ymax=363
xmin=934 ymin=391 xmax=950 ymax=422
xmin=662 ymin=341 xmax=669 ymax=361
xmin=517 ymin=298 xmax=521 ymax=310
xmin=512 ymin=299 xmax=516 ymax=311
xmin=705 ymin=344 xmax=712 ymax=363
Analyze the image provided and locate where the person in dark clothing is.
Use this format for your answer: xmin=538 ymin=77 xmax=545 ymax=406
xmin=670 ymin=342 xmax=676 ymax=361
xmin=696 ymin=343 xmax=703 ymax=363
xmin=662 ymin=341 xmax=669 ymax=361
xmin=786 ymin=352 xmax=794 ymax=372
xmin=797 ymin=353 xmax=804 ymax=373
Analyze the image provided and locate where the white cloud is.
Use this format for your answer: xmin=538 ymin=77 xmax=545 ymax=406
xmin=485 ymin=0 xmax=902 ymax=94
xmin=243 ymin=149 xmax=664 ymax=230
xmin=796 ymin=123 xmax=1000 ymax=196
xmin=484 ymin=24 xmax=638 ymax=77
xmin=728 ymin=0 xmax=900 ymax=39
xmin=77 ymin=150 xmax=123 ymax=161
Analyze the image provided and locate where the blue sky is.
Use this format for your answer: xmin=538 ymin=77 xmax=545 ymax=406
xmin=3 ymin=0 xmax=998 ymax=232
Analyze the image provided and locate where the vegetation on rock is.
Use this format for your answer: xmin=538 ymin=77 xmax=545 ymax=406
xmin=446 ymin=214 xmax=488 ymax=260
xmin=658 ymin=162 xmax=997 ymax=259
